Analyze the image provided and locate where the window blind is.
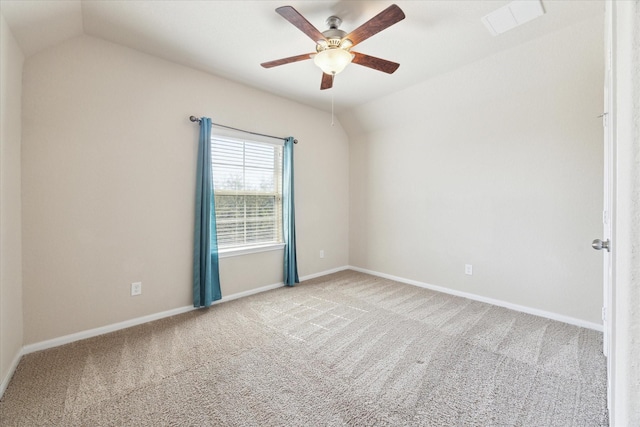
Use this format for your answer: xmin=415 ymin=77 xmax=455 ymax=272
xmin=211 ymin=137 xmax=283 ymax=248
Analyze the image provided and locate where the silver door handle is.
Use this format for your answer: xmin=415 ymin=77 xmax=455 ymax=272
xmin=592 ymin=239 xmax=610 ymax=252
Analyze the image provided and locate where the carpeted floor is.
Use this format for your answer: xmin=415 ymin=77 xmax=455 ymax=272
xmin=0 ymin=270 xmax=608 ymax=426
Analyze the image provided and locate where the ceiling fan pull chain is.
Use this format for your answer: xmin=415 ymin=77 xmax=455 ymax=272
xmin=331 ymin=92 xmax=335 ymax=126
xmin=331 ymin=73 xmax=335 ymax=126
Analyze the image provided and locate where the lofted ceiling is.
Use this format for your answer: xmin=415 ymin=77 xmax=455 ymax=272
xmin=1 ymin=0 xmax=603 ymax=113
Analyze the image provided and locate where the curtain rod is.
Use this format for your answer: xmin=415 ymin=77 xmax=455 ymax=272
xmin=189 ymin=116 xmax=298 ymax=144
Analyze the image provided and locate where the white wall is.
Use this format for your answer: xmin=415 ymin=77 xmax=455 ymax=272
xmin=21 ymin=35 xmax=349 ymax=345
xmin=0 ymin=12 xmax=24 ymax=391
xmin=342 ymin=16 xmax=604 ymax=324
xmin=612 ymin=1 xmax=640 ymax=424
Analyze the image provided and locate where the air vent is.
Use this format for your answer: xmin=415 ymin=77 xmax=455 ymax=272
xmin=481 ymin=0 xmax=545 ymax=36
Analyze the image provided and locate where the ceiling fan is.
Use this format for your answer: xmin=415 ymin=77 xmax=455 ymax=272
xmin=261 ymin=4 xmax=405 ymax=90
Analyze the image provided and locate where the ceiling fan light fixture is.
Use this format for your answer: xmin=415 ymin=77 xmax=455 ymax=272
xmin=339 ymin=39 xmax=353 ymax=49
xmin=313 ymin=48 xmax=354 ymax=75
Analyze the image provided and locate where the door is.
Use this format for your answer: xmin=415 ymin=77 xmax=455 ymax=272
xmin=597 ymin=1 xmax=613 ymax=359
xmin=594 ymin=0 xmax=615 ymax=413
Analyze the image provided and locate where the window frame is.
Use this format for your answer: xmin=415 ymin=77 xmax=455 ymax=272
xmin=210 ymin=133 xmax=285 ymax=257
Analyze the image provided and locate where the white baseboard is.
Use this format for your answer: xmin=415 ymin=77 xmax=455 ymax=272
xmin=21 ymin=266 xmax=350 ymax=356
xmin=1 ymin=347 xmax=23 ymax=399
xmin=214 ymin=281 xmax=285 ymax=305
xmin=301 ymin=265 xmax=350 ymax=281
xmin=23 ymin=305 xmax=197 ymax=355
xmin=348 ymin=266 xmax=604 ymax=332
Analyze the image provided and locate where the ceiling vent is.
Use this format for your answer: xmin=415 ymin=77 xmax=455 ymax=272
xmin=481 ymin=0 xmax=546 ymax=36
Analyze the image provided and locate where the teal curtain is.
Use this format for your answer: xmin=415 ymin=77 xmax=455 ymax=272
xmin=193 ymin=117 xmax=222 ymax=307
xmin=283 ymin=137 xmax=299 ymax=286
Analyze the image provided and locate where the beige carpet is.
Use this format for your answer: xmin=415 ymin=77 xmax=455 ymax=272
xmin=0 ymin=270 xmax=608 ymax=426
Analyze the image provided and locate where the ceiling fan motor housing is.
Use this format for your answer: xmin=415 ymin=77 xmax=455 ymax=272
xmin=316 ymin=16 xmax=351 ymax=52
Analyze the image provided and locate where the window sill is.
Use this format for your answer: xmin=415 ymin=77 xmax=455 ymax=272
xmin=218 ymin=243 xmax=285 ymax=259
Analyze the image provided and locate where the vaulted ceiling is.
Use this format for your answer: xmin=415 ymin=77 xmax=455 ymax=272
xmin=1 ymin=0 xmax=603 ymax=112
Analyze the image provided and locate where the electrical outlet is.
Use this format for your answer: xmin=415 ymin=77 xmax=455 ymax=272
xmin=320 ymin=250 xmax=325 ymax=259
xmin=465 ymin=264 xmax=473 ymax=276
xmin=131 ymin=282 xmax=142 ymax=296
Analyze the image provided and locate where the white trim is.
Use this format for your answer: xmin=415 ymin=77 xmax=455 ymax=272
xmin=0 ymin=348 xmax=23 ymax=398
xmin=20 ymin=266 xmax=349 ymax=356
xmin=300 ymin=265 xmax=350 ymax=281
xmin=213 ymin=281 xmax=284 ymax=305
xmin=212 ymin=128 xmax=285 ymax=147
xmin=23 ymin=305 xmax=197 ymax=355
xmin=219 ymin=243 xmax=285 ymax=258
xmin=348 ymin=266 xmax=604 ymax=332
xmin=23 ymin=281 xmax=284 ymax=355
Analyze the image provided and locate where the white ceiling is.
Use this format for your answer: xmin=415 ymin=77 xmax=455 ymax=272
xmin=1 ymin=0 xmax=603 ymax=113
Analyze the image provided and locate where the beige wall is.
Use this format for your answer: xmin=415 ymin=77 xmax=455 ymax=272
xmin=343 ymin=17 xmax=604 ymax=324
xmin=0 ymin=12 xmax=24 ymax=388
xmin=21 ymin=35 xmax=349 ymax=344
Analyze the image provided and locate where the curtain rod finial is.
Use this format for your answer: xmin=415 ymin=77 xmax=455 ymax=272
xmin=189 ymin=115 xmax=201 ymax=123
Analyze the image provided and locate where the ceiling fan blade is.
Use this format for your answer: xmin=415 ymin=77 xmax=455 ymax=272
xmin=351 ymin=52 xmax=400 ymax=74
xmin=276 ymin=6 xmax=326 ymax=43
xmin=261 ymin=53 xmax=314 ymax=68
xmin=343 ymin=4 xmax=405 ymax=47
xmin=320 ymin=73 xmax=333 ymax=90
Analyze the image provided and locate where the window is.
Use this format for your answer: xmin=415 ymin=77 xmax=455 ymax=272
xmin=211 ymin=136 xmax=283 ymax=251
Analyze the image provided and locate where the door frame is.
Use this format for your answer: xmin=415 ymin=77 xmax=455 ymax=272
xmin=602 ymin=0 xmax=614 ymax=414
